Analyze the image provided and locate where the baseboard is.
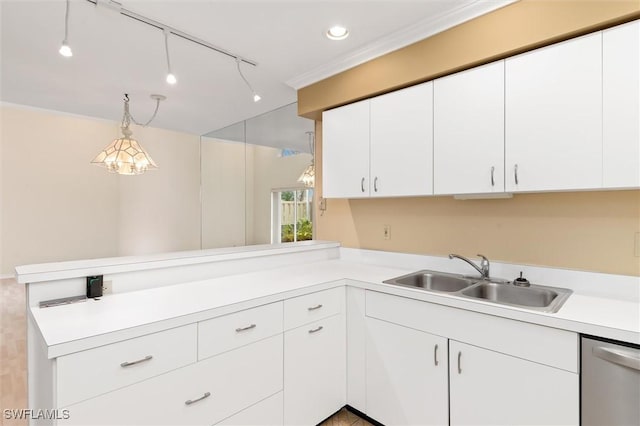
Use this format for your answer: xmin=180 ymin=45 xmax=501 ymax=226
xmin=345 ymin=405 xmax=384 ymax=426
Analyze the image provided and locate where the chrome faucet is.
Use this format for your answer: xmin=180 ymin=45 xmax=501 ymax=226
xmin=449 ymin=253 xmax=490 ymax=280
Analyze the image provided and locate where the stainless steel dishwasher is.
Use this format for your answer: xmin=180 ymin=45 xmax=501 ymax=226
xmin=582 ymin=336 xmax=640 ymax=426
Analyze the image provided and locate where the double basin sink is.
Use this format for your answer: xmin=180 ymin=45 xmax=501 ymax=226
xmin=383 ymin=270 xmax=572 ymax=313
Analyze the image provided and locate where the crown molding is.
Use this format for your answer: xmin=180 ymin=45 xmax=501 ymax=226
xmin=286 ymin=0 xmax=519 ymax=90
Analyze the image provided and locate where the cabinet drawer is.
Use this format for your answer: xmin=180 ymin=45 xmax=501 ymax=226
xmin=61 ymin=334 xmax=283 ymax=426
xmin=284 ymin=287 xmax=344 ymax=330
xmin=198 ymin=301 xmax=282 ymax=360
xmin=57 ymin=324 xmax=197 ymax=407
xmin=216 ymin=392 xmax=283 ymax=425
xmin=366 ymin=290 xmax=578 ymax=372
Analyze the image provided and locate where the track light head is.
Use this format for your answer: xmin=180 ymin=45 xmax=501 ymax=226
xmin=253 ymin=93 xmax=261 ymax=103
xmin=59 ymin=41 xmax=73 ymax=57
xmin=166 ymin=73 xmax=177 ymax=85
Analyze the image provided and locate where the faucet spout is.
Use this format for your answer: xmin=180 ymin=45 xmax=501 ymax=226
xmin=449 ymin=253 xmax=490 ymax=280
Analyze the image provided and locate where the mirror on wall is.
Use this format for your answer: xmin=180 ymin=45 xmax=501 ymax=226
xmin=201 ymin=103 xmax=314 ymax=249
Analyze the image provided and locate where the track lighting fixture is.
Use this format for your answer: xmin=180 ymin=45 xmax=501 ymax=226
xmin=236 ymin=58 xmax=261 ymax=103
xmin=59 ymin=0 xmax=73 ymax=57
xmin=91 ymin=94 xmax=164 ymax=175
xmin=163 ymin=29 xmax=177 ymax=85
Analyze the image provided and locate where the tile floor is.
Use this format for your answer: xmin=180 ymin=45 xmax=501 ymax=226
xmin=320 ymin=408 xmax=374 ymax=426
xmin=0 ymin=278 xmax=370 ymax=426
xmin=0 ymin=278 xmax=27 ymax=426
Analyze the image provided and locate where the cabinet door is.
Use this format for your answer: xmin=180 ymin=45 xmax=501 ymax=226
xmin=449 ymin=340 xmax=578 ymax=426
xmin=505 ymin=32 xmax=602 ymax=192
xmin=322 ymin=101 xmax=370 ymax=198
xmin=434 ymin=61 xmax=504 ymax=195
xmin=366 ymin=317 xmax=448 ymax=426
xmin=284 ymin=314 xmax=346 ymax=425
xmin=370 ymin=82 xmax=433 ymax=197
xmin=603 ymin=20 xmax=640 ymax=189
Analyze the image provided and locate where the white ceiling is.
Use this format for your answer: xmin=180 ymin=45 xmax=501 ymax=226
xmin=0 ymin=0 xmax=515 ymax=138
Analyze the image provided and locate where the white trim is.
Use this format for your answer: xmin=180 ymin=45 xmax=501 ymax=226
xmin=15 ymin=241 xmax=340 ymax=284
xmin=0 ymin=101 xmax=119 ymax=125
xmin=0 ymin=274 xmax=16 ymax=280
xmin=286 ymin=0 xmax=519 ymax=90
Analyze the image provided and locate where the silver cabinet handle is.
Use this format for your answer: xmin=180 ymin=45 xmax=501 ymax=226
xmin=434 ymin=344 xmax=439 ymax=366
xmin=593 ymin=346 xmax=640 ymax=371
xmin=490 ymin=166 xmax=495 ymax=187
xmin=361 ymin=177 xmax=365 ymax=193
xmin=235 ymin=324 xmax=256 ymax=333
xmin=308 ymin=304 xmax=323 ymax=311
xmin=457 ymin=351 xmax=462 ymax=374
xmin=374 ymin=177 xmax=378 ymax=192
xmin=514 ymin=164 xmax=519 ymax=185
xmin=185 ymin=392 xmax=211 ymax=406
xmin=120 ymin=355 xmax=152 ymax=368
xmin=308 ymin=325 xmax=324 ymax=334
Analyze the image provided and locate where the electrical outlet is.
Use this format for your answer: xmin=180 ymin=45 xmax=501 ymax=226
xmin=383 ymin=225 xmax=391 ymax=240
xmin=102 ymin=280 xmax=113 ymax=295
xmin=635 ymin=232 xmax=640 ymax=258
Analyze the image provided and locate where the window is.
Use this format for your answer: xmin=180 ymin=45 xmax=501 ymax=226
xmin=272 ymin=189 xmax=313 ymax=243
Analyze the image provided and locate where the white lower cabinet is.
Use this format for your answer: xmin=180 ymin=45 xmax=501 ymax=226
xmin=365 ymin=317 xmax=448 ymax=426
xmin=216 ymin=392 xmax=283 ymax=426
xmin=449 ymin=340 xmax=578 ymax=426
xmin=284 ymin=314 xmax=346 ymax=425
xmin=361 ymin=290 xmax=579 ymax=426
xmin=61 ymin=334 xmax=283 ymax=426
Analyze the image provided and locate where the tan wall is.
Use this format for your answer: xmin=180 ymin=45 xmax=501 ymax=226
xmin=299 ymin=0 xmax=640 ymax=119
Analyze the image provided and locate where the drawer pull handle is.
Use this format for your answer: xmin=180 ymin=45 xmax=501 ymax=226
xmin=120 ymin=355 xmax=153 ymax=368
xmin=361 ymin=177 xmax=365 ymax=193
xmin=309 ymin=326 xmax=324 ymax=334
xmin=308 ymin=304 xmax=323 ymax=311
xmin=235 ymin=324 xmax=257 ymax=333
xmin=185 ymin=392 xmax=211 ymax=406
xmin=490 ymin=166 xmax=495 ymax=187
xmin=434 ymin=344 xmax=439 ymax=366
xmin=514 ymin=164 xmax=519 ymax=185
xmin=457 ymin=351 xmax=462 ymax=374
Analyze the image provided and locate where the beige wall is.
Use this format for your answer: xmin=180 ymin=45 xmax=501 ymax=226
xmin=201 ymin=137 xmax=247 ymax=249
xmin=304 ymin=1 xmax=640 ymax=277
xmin=0 ymin=105 xmax=120 ymax=275
xmin=0 ymin=104 xmax=201 ymax=275
xmin=117 ymin=125 xmax=201 ymax=256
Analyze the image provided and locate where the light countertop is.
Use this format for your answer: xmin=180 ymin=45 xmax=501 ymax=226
xmin=30 ymin=258 xmax=640 ymax=358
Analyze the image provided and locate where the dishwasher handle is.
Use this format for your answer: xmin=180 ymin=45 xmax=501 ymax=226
xmin=593 ymin=346 xmax=640 ymax=371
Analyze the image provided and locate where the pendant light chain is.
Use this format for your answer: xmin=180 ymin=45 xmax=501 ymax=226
xmin=124 ymin=94 xmax=162 ymax=127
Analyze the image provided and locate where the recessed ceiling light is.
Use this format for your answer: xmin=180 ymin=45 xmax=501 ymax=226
xmin=326 ymin=26 xmax=349 ymax=41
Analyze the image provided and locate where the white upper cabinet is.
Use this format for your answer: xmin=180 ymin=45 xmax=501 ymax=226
xmin=370 ymin=82 xmax=434 ymax=197
xmin=603 ymin=20 xmax=640 ymax=189
xmin=322 ymin=100 xmax=370 ymax=198
xmin=434 ymin=61 xmax=505 ymax=195
xmin=505 ymin=32 xmax=603 ymax=192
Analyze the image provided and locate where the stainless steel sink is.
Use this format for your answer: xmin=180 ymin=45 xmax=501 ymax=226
xmin=383 ymin=270 xmax=477 ymax=292
xmin=460 ymin=282 xmax=571 ymax=312
xmin=383 ymin=271 xmax=572 ymax=313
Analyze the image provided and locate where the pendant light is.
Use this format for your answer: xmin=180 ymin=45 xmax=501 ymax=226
xmin=236 ymin=58 xmax=261 ymax=102
xmin=59 ymin=0 xmax=72 ymax=57
xmin=91 ymin=94 xmax=164 ymax=175
xmin=298 ymin=131 xmax=315 ymax=187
